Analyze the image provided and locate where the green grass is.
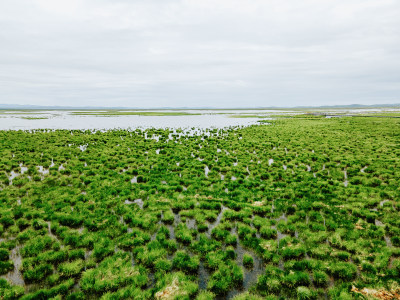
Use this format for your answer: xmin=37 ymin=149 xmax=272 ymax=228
xmin=20 ymin=117 xmax=49 ymax=120
xmin=228 ymin=114 xmax=272 ymax=118
xmin=70 ymin=111 xmax=201 ymax=116
xmin=0 ymin=117 xmax=400 ymax=298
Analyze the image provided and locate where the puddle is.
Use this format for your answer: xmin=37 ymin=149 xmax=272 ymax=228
xmin=124 ymin=199 xmax=143 ymax=209
xmin=384 ymin=236 xmax=392 ymax=247
xmin=37 ymin=166 xmax=49 ymax=175
xmin=8 ymin=170 xmax=19 ymax=184
xmin=205 ymin=166 xmax=210 ymax=177
xmin=198 ymin=262 xmax=210 ymax=290
xmin=235 ymin=242 xmax=264 ymax=291
xmin=78 ymin=144 xmax=88 ymax=152
xmin=47 ymin=222 xmax=57 ymax=239
xmin=167 ymin=225 xmax=175 ymax=240
xmin=187 ymin=218 xmax=197 ymax=230
xmin=1 ymin=245 xmax=24 ymax=286
xmin=215 ymin=239 xmax=265 ymax=299
xmin=147 ymin=272 xmax=156 ymax=289
xmin=207 ymin=206 xmax=227 ymax=237
xmin=380 ymin=200 xmax=390 ymax=207
xmin=174 ymin=212 xmax=181 ymax=226
xmin=20 ymin=164 xmax=28 ymax=174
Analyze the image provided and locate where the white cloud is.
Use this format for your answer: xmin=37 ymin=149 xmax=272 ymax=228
xmin=0 ymin=0 xmax=399 ymax=107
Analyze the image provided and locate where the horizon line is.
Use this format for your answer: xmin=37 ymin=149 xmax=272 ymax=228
xmin=1 ymin=103 xmax=400 ymax=110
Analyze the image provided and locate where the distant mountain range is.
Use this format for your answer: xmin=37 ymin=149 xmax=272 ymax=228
xmin=0 ymin=103 xmax=399 ymax=110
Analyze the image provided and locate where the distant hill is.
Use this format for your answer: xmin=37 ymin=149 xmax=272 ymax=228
xmin=0 ymin=103 xmax=399 ymax=110
xmin=293 ymin=103 xmax=400 ymax=109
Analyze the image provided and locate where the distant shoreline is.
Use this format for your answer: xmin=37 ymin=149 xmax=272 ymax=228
xmin=0 ymin=103 xmax=400 ymax=110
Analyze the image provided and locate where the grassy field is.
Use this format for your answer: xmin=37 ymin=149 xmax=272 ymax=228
xmin=1 ymin=117 xmax=400 ymax=299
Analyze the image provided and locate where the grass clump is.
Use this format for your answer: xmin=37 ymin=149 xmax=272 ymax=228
xmin=232 ymin=291 xmax=264 ymax=299
xmin=172 ymin=250 xmax=200 ymax=274
xmin=80 ymin=253 xmax=147 ymax=294
xmin=58 ymin=259 xmax=85 ymax=278
xmin=155 ymin=272 xmax=198 ymax=299
xmin=207 ymin=263 xmax=243 ymax=295
xmin=328 ymin=262 xmax=357 ymax=281
xmin=243 ymin=254 xmax=254 ymax=268
xmin=0 ymin=249 xmax=10 ymax=261
xmin=0 ymin=279 xmax=25 ymax=299
xmin=296 ymin=286 xmax=312 ymax=300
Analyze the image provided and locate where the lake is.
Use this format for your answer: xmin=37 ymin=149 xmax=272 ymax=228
xmin=0 ymin=110 xmax=275 ymax=130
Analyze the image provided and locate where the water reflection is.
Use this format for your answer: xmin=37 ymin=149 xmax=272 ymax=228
xmin=0 ymin=110 xmax=264 ymax=130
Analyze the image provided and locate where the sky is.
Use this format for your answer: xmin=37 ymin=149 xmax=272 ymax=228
xmin=0 ymin=0 xmax=399 ymax=108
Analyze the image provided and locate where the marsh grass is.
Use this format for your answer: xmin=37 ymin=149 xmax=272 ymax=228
xmin=70 ymin=111 xmax=201 ymax=116
xmin=0 ymin=117 xmax=399 ymax=298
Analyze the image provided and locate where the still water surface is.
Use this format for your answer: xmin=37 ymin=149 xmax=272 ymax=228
xmin=0 ymin=110 xmax=266 ymax=130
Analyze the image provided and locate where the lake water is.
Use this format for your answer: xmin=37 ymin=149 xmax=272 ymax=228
xmin=1 ymin=107 xmax=396 ymax=130
xmin=0 ymin=110 xmax=269 ymax=130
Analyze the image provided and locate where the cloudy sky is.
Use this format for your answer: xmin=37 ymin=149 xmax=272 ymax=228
xmin=0 ymin=0 xmax=399 ymax=108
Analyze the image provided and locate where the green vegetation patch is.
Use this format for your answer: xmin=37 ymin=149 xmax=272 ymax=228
xmin=80 ymin=253 xmax=147 ymax=294
xmin=70 ymin=111 xmax=201 ymax=116
xmin=0 ymin=117 xmax=399 ymax=298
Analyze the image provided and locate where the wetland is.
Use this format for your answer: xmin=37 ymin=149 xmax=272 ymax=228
xmin=1 ymin=112 xmax=400 ymax=299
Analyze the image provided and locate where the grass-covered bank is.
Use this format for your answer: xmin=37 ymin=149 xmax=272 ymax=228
xmin=1 ymin=117 xmax=400 ymax=299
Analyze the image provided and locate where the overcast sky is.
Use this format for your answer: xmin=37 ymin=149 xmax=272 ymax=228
xmin=0 ymin=0 xmax=399 ymax=108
